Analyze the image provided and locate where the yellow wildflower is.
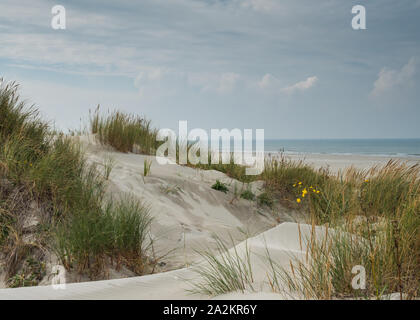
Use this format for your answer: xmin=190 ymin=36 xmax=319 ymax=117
xmin=296 ymin=198 xmax=301 ymax=203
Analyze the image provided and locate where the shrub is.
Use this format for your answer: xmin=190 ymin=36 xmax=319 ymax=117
xmin=240 ymin=189 xmax=255 ymax=201
xmin=257 ymin=192 xmax=273 ymax=208
xmin=211 ymin=180 xmax=229 ymax=193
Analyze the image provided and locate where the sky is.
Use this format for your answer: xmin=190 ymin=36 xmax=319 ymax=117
xmin=1 ymin=0 xmax=419 ymax=139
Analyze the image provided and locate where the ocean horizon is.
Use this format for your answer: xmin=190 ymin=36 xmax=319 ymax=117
xmin=263 ymin=139 xmax=420 ymax=157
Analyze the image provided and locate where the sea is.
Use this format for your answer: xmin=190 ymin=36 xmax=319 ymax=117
xmin=263 ymin=139 xmax=420 ymax=157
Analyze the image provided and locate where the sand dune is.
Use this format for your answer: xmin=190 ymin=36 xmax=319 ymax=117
xmin=0 ymin=222 xmax=320 ymax=300
xmin=0 ymin=136 xmax=415 ymax=299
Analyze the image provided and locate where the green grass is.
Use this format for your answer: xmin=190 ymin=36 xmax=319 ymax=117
xmin=143 ymin=158 xmax=152 ymax=177
xmin=90 ymin=106 xmax=159 ymax=155
xmin=0 ymin=80 xmax=156 ymax=284
xmin=190 ymin=235 xmax=254 ymax=296
xmin=211 ymin=180 xmax=229 ymax=193
xmin=54 ymin=196 xmax=153 ymax=277
xmin=262 ymin=159 xmax=420 ymax=299
xmin=240 ymin=189 xmax=256 ymax=201
xmin=191 ymin=158 xmax=419 ymax=299
xmin=103 ymin=155 xmax=116 ymax=180
xmin=257 ymin=192 xmax=273 ymax=208
xmin=8 ymin=258 xmax=46 ymax=288
xmin=188 ymin=153 xmax=255 ymax=183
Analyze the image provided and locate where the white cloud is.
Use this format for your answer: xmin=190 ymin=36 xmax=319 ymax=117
xmin=134 ymin=67 xmax=181 ymax=97
xmin=258 ymin=73 xmax=278 ymax=89
xmin=371 ymin=57 xmax=417 ymax=97
xmin=217 ymin=73 xmax=240 ymax=93
xmin=281 ymin=76 xmax=318 ymax=94
xmin=134 ymin=69 xmax=240 ymax=97
xmin=187 ymin=72 xmax=240 ymax=94
xmin=257 ymin=74 xmax=318 ymax=94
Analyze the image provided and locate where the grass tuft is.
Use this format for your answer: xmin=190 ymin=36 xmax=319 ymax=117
xmin=190 ymin=235 xmax=254 ymax=296
xmin=211 ymin=180 xmax=229 ymax=193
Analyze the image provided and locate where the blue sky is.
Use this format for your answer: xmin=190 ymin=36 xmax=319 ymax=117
xmin=1 ymin=0 xmax=419 ymax=138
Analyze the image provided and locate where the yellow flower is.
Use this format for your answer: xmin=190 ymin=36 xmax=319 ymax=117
xmin=317 ymin=190 xmax=320 ymax=194
xmin=365 ymin=179 xmax=369 ymax=182
xmin=298 ymin=182 xmax=302 ymax=185
xmin=296 ymin=198 xmax=301 ymax=203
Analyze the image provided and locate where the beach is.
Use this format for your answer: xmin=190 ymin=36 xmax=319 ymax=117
xmin=281 ymin=152 xmax=420 ymax=174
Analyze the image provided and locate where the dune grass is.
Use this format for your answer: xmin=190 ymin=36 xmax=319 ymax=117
xmin=0 ymin=80 xmax=155 ymax=285
xmin=211 ymin=180 xmax=229 ymax=193
xmin=90 ymin=106 xmax=159 ymax=155
xmin=85 ymin=104 xmax=420 ymax=299
xmin=55 ymin=196 xmax=153 ymax=277
xmin=262 ymin=159 xmax=420 ymax=299
xmin=189 ymin=157 xmax=419 ymax=299
xmin=190 ymin=235 xmax=254 ymax=296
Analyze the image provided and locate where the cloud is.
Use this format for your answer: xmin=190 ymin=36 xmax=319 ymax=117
xmin=258 ymin=73 xmax=278 ymax=89
xmin=134 ymin=69 xmax=240 ymax=98
xmin=281 ymin=76 xmax=318 ymax=94
xmin=188 ymin=72 xmax=240 ymax=93
xmin=257 ymin=74 xmax=318 ymax=94
xmin=217 ymin=72 xmax=240 ymax=93
xmin=134 ymin=67 xmax=183 ymax=97
xmin=371 ymin=57 xmax=417 ymax=97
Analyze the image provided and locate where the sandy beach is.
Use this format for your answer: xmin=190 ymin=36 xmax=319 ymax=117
xmin=282 ymin=153 xmax=420 ymax=174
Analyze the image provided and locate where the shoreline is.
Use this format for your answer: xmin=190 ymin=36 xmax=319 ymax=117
xmin=268 ymin=152 xmax=420 ymax=174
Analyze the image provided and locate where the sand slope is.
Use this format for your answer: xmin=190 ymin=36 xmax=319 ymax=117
xmin=80 ymin=136 xmax=286 ymax=271
xmin=0 ymin=222 xmax=319 ymax=299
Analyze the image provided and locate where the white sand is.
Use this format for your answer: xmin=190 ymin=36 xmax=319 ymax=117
xmin=281 ymin=152 xmax=420 ymax=174
xmin=0 ymin=222 xmax=318 ymax=299
xmin=0 ymin=137 xmax=415 ymax=299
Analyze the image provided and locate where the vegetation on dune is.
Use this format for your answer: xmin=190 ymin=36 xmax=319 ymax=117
xmin=0 ymin=81 xmax=155 ymax=286
xmin=1 ymin=79 xmax=418 ymax=298
xmin=191 ymin=157 xmax=419 ymax=299
xmin=189 ymin=235 xmax=254 ymax=296
xmin=90 ymin=106 xmax=159 ymax=155
xmin=240 ymin=188 xmax=255 ymax=201
xmin=55 ymin=196 xmax=153 ymax=277
xmin=211 ymin=180 xmax=229 ymax=193
xmin=86 ymin=102 xmax=419 ymax=299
